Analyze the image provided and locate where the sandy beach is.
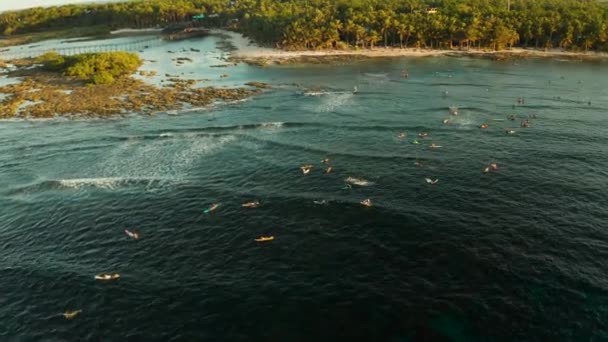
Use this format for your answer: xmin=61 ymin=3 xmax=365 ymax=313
xmin=214 ymin=29 xmax=608 ymax=64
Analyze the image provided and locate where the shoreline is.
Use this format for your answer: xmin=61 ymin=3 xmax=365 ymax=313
xmin=217 ymin=30 xmax=608 ymax=64
xmin=231 ymin=47 xmax=608 ymax=65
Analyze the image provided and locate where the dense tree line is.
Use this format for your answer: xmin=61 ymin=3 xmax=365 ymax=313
xmin=2 ymin=0 xmax=608 ymax=51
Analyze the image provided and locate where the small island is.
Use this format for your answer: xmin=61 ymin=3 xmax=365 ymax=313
xmin=0 ymin=51 xmax=269 ymax=118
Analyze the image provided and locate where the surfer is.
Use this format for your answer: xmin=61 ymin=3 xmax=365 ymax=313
xmin=301 ymin=167 xmax=311 ymax=175
xmin=321 ymin=158 xmax=330 ymax=164
xmin=430 ymin=143 xmax=442 ymax=149
xmin=324 ymin=167 xmax=332 ymax=174
xmin=442 ymin=119 xmax=450 ymax=124
xmin=398 ymin=132 xmax=406 ymax=139
xmin=480 ymin=123 xmax=489 ymax=129
xmin=484 ymin=163 xmax=498 ymax=173
xmin=401 ymin=68 xmax=409 ymax=78
xmin=255 ymin=236 xmax=274 ymax=242
xmin=418 ymin=132 xmax=429 ymax=137
xmin=242 ymin=201 xmax=260 ymax=208
xmin=425 ymin=178 xmax=439 ymax=185
xmin=95 ymin=273 xmax=120 ymax=281
xmin=508 ymin=114 xmax=516 ymax=121
xmin=204 ymin=203 xmax=220 ymax=213
xmin=360 ymin=198 xmax=372 ymax=207
xmin=124 ymin=229 xmax=139 ymax=240
xmin=63 ymin=310 xmax=82 ymax=320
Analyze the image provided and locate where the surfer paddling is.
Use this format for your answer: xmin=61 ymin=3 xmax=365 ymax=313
xmin=484 ymin=163 xmax=499 ymax=173
xmin=204 ymin=203 xmax=220 ymax=214
xmin=360 ymin=198 xmax=373 ymax=207
xmin=63 ymin=309 xmax=82 ymax=320
xmin=242 ymin=201 xmax=260 ymax=208
xmin=300 ymin=164 xmax=313 ymax=175
xmin=95 ymin=273 xmax=120 ymax=281
xmin=124 ymin=229 xmax=139 ymax=240
xmin=255 ymin=236 xmax=274 ymax=242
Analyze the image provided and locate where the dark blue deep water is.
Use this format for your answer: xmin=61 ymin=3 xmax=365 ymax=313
xmin=1 ymin=57 xmax=608 ymax=341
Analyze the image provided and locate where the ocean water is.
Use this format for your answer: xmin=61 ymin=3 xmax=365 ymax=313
xmin=1 ymin=54 xmax=608 ymax=341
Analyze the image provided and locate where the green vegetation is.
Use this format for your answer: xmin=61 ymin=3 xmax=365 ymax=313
xmin=1 ymin=0 xmax=608 ymax=51
xmin=36 ymin=51 xmax=142 ymax=84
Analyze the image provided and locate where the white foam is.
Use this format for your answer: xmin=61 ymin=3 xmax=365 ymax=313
xmin=261 ymin=122 xmax=284 ymax=128
xmin=364 ymin=73 xmax=388 ymax=78
xmin=83 ymin=134 xmax=237 ymax=184
xmin=58 ymin=177 xmax=133 ymax=190
xmin=317 ymin=92 xmax=353 ymax=113
xmin=345 ymin=177 xmax=374 ymax=186
xmin=454 ymin=117 xmax=476 ymax=127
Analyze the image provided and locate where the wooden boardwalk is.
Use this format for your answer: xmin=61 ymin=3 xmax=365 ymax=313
xmin=0 ymin=36 xmax=161 ymax=60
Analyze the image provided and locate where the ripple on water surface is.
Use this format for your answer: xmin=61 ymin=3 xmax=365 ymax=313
xmin=0 ymin=57 xmax=608 ymax=341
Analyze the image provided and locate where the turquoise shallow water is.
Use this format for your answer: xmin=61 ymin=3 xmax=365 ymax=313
xmin=1 ymin=56 xmax=608 ymax=341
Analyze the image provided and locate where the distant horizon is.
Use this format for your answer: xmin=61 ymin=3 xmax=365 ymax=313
xmin=0 ymin=0 xmax=123 ymax=13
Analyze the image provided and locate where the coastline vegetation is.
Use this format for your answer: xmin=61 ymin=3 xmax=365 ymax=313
xmin=36 ymin=51 xmax=142 ymax=84
xmin=1 ymin=0 xmax=608 ymax=52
